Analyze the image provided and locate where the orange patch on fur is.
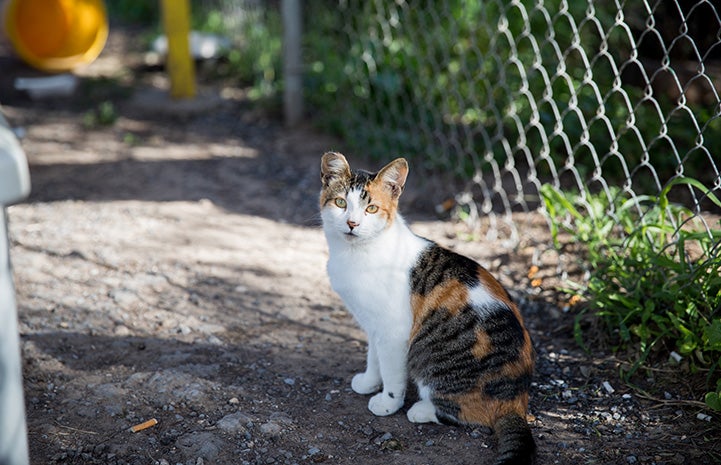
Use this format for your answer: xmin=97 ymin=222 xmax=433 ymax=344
xmin=364 ymin=178 xmax=398 ymax=225
xmin=471 ymin=328 xmax=493 ymax=359
xmin=410 ymin=279 xmax=469 ymax=339
xmin=446 ymin=389 xmax=529 ymax=427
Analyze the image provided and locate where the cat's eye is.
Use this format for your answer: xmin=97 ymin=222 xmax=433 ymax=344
xmin=334 ymin=198 xmax=347 ymax=208
xmin=366 ymin=204 xmax=379 ymax=214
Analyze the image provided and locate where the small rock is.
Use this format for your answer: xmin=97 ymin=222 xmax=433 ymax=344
xmin=206 ymin=335 xmax=223 ymax=345
xmin=113 ymin=325 xmax=131 ymax=336
xmin=216 ymin=412 xmax=251 ymax=434
xmin=228 ymin=397 xmax=239 ymax=405
xmin=375 ymin=432 xmax=393 ymax=444
xmin=177 ymin=325 xmax=192 ymax=335
xmin=602 ymin=381 xmax=615 ymax=394
xmin=260 ymin=422 xmax=282 ymax=435
xmin=626 ymin=455 xmax=637 ymax=464
xmin=283 ymin=378 xmax=295 ymax=386
xmin=307 ymin=447 xmax=321 ymax=456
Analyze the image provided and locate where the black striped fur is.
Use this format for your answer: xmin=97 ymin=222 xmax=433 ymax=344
xmin=408 ymin=244 xmax=536 ymax=465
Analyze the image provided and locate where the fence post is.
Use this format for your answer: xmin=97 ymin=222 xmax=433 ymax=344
xmin=0 ymin=114 xmax=31 ymax=465
xmin=282 ymin=0 xmax=303 ymax=127
xmin=160 ymin=0 xmax=197 ymax=99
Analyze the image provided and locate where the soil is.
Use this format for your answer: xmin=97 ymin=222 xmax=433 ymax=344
xmin=2 ymin=28 xmax=719 ymax=465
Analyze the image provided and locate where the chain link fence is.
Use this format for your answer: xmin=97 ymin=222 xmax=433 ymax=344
xmin=301 ymin=0 xmax=721 ymax=254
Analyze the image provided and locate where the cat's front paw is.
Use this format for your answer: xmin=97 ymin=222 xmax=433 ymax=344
xmin=407 ymin=400 xmax=439 ymax=424
xmin=368 ymin=391 xmax=404 ymax=416
xmin=351 ymin=372 xmax=381 ymax=395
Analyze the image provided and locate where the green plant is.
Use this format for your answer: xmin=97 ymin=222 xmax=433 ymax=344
xmin=83 ymin=101 xmax=118 ymax=128
xmin=541 ymin=180 xmax=721 ymax=411
xmin=194 ymin=6 xmax=283 ymax=105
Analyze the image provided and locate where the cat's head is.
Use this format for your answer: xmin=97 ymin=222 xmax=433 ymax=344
xmin=320 ymin=152 xmax=408 ymax=243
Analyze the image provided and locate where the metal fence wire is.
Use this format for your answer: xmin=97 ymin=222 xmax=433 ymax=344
xmin=299 ymin=0 xmax=721 ymax=255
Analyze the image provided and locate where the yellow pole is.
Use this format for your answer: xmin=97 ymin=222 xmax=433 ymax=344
xmin=160 ymin=0 xmax=196 ymax=99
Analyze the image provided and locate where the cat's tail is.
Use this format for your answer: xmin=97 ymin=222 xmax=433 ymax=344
xmin=492 ymin=412 xmax=536 ymax=465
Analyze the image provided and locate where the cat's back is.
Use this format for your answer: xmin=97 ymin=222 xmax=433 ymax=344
xmin=407 ymin=243 xmax=535 ymax=425
xmin=409 ymin=243 xmax=517 ymax=317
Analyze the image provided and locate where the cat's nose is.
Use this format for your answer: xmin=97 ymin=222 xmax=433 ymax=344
xmin=347 ymin=219 xmax=359 ymax=230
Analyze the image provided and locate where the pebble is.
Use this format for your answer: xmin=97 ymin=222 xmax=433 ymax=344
xmin=307 ymin=447 xmax=321 ymax=456
xmin=113 ymin=325 xmax=131 ymax=336
xmin=626 ymin=455 xmax=637 ymax=464
xmin=206 ymin=335 xmax=223 ymax=345
xmin=669 ymin=351 xmax=683 ymax=363
xmin=260 ymin=422 xmax=283 ymax=435
xmin=178 ymin=324 xmax=192 ymax=335
xmin=602 ymin=381 xmax=615 ymax=394
xmin=216 ymin=412 xmax=251 ymax=433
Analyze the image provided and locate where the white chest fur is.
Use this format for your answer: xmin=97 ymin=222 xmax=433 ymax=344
xmin=325 ymin=217 xmax=428 ymax=341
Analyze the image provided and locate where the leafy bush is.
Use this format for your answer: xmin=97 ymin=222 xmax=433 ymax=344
xmin=541 ymin=180 xmax=721 ymax=410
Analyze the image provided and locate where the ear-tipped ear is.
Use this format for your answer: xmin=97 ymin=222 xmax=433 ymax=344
xmin=321 ymin=152 xmax=351 ymax=187
xmin=376 ymin=158 xmax=408 ymax=199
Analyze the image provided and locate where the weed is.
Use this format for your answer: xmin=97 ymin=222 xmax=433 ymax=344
xmin=541 ymin=179 xmax=721 ymax=411
xmin=83 ymin=101 xmax=118 ymax=129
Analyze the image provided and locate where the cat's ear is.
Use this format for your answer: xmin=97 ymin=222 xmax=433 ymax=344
xmin=321 ymin=152 xmax=351 ymax=187
xmin=376 ymin=158 xmax=408 ymax=199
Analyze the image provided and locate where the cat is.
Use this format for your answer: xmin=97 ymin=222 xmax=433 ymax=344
xmin=320 ymin=152 xmax=536 ymax=465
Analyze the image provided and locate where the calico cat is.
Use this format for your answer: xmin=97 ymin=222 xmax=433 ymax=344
xmin=320 ymin=152 xmax=536 ymax=465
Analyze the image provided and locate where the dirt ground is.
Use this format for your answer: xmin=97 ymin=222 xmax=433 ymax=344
xmin=2 ymin=29 xmax=719 ymax=465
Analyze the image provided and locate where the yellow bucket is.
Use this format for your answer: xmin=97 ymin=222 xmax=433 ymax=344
xmin=3 ymin=0 xmax=108 ymax=72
